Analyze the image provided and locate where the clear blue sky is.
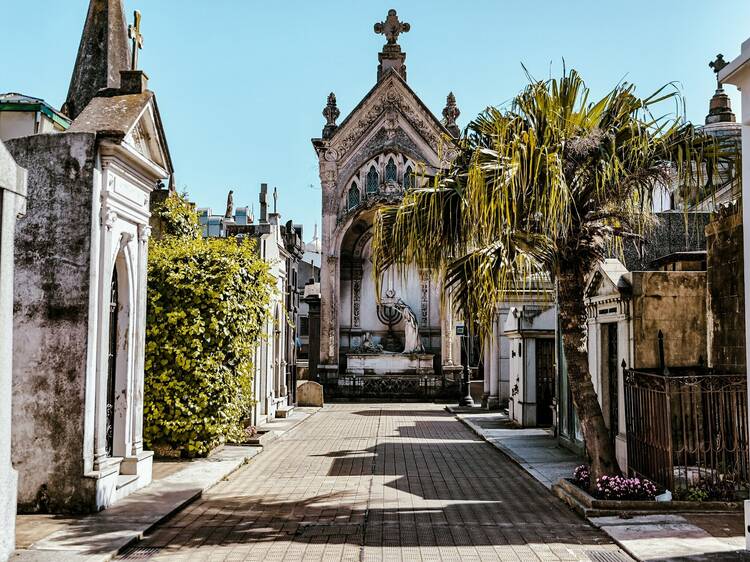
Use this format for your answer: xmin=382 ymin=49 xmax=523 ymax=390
xmin=2 ymin=1 xmax=749 ymax=239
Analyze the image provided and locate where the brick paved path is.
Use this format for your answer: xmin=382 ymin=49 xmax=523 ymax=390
xmin=123 ymin=404 xmax=629 ymax=561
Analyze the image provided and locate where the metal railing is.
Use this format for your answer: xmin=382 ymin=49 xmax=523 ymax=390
xmin=624 ymin=366 xmax=749 ymax=499
xmin=320 ymin=370 xmax=460 ymax=400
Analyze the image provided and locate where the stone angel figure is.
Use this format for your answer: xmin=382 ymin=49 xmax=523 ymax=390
xmin=393 ymin=299 xmax=424 ymax=354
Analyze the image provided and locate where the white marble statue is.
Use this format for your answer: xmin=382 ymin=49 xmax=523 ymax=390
xmin=394 ymin=299 xmax=423 ymax=354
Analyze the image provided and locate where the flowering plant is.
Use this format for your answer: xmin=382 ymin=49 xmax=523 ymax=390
xmin=573 ymin=465 xmax=590 ymax=488
xmin=595 ymin=475 xmax=657 ymax=500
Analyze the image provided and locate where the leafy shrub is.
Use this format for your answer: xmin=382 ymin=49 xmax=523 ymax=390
xmin=573 ymin=465 xmax=590 ymax=489
xmin=594 ymin=475 xmax=657 ymax=500
xmin=143 ymin=235 xmax=274 ymax=457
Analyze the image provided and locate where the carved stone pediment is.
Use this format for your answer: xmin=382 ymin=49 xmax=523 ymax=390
xmin=326 ymin=73 xmax=449 ymax=165
xmin=585 ymin=260 xmax=629 ymax=299
xmin=123 ymin=103 xmax=168 ymax=170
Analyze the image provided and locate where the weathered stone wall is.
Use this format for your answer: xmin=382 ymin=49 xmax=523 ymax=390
xmin=6 ymin=132 xmax=98 ymax=512
xmin=705 ymin=204 xmax=746 ymax=373
xmin=629 ymin=271 xmax=707 ymax=369
xmin=0 ymin=139 xmax=26 ymax=560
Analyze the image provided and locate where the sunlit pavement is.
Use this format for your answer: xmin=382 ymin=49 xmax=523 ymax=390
xmin=120 ymin=403 xmax=629 ymax=561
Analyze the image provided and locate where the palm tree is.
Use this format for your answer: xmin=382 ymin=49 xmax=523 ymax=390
xmin=372 ymin=70 xmax=731 ymax=480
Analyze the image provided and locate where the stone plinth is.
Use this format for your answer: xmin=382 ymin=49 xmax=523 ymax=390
xmin=346 ymin=353 xmax=434 ymax=376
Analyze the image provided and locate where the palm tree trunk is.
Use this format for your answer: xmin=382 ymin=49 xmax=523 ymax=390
xmin=557 ymin=263 xmax=620 ymax=481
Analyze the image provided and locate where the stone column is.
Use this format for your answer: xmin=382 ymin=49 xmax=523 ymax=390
xmin=131 ymin=225 xmax=149 ymax=456
xmin=319 ymin=162 xmax=340 ymax=379
xmin=0 ymin=142 xmax=26 ymax=560
xmin=94 ymin=204 xmax=118 ymax=470
xmin=319 ymin=249 xmax=339 ymax=376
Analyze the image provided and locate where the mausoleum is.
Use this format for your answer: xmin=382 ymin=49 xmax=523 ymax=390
xmin=7 ymin=0 xmax=171 ymax=512
xmin=313 ymin=9 xmax=463 ymax=398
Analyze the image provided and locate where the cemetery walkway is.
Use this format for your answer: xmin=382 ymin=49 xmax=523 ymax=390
xmin=122 ymin=403 xmax=629 ymax=561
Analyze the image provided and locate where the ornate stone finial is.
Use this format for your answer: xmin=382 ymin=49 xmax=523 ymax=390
xmin=128 ymin=10 xmax=144 ymax=71
xmin=709 ymin=54 xmax=728 ymax=86
xmin=322 ymin=92 xmax=340 ymax=139
xmin=273 ymin=187 xmax=279 ymax=214
xmin=374 ymin=10 xmax=410 ymax=82
xmin=443 ymin=92 xmax=461 ymax=137
xmin=374 ymin=9 xmax=410 ymax=46
xmin=224 ymin=189 xmax=234 ymax=219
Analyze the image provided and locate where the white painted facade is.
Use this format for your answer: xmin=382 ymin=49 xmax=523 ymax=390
xmin=503 ymin=305 xmax=557 ymax=427
xmin=583 ymin=259 xmax=632 ymax=471
xmin=9 ymin=93 xmax=168 ymax=512
xmin=251 ymin=213 xmax=291 ymax=424
xmin=0 ymin=139 xmax=26 ymax=560
xmin=80 ymin=135 xmax=162 ymax=507
xmin=719 ymin=35 xmax=750 ymax=550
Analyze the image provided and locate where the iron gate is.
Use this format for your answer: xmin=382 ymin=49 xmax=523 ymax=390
xmin=624 ymin=367 xmax=749 ymax=498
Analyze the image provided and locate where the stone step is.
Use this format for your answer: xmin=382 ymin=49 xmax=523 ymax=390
xmin=275 ymin=405 xmax=295 ymax=419
xmin=116 ymin=473 xmax=138 ymax=490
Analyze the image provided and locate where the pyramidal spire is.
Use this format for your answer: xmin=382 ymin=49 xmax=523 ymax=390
xmin=62 ymin=0 xmax=131 ymax=120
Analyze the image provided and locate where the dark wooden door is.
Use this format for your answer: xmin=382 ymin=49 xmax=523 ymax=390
xmin=106 ymin=268 xmax=118 ymax=457
xmin=606 ymin=323 xmax=619 ymax=444
xmin=536 ymin=339 xmax=555 ymax=426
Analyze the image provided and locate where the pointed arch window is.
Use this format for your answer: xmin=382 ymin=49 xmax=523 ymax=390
xmin=385 ymin=158 xmax=398 ymax=183
xmin=366 ymin=165 xmax=379 ymax=194
xmin=348 ymin=182 xmax=360 ymax=210
xmin=404 ymin=165 xmax=415 ymax=189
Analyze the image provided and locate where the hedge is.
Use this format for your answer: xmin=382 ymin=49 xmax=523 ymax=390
xmin=143 ymin=233 xmax=274 ymax=457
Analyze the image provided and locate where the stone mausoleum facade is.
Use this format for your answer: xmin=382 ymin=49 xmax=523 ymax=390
xmin=6 ymin=0 xmax=171 ymax=512
xmin=313 ymin=10 xmax=464 ymax=398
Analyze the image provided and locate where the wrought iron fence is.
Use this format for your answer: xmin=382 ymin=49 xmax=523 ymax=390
xmin=320 ymin=371 xmax=460 ymax=400
xmin=624 ymin=367 xmax=749 ymax=499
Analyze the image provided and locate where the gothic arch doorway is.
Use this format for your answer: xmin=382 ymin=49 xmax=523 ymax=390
xmin=103 ymin=250 xmax=132 ymax=459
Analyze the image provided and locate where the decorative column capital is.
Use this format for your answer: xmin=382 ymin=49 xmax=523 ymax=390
xmin=102 ymin=209 xmax=118 ymax=230
xmin=138 ymin=224 xmax=152 ymax=242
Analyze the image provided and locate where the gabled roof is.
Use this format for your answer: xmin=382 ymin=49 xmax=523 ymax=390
xmin=336 ymin=69 xmax=450 ymax=138
xmin=318 ymin=69 xmax=453 ymax=164
xmin=67 ymin=92 xmax=152 ymax=137
xmin=585 ymin=259 xmax=630 ymax=298
xmin=67 ymin=90 xmax=173 ymax=174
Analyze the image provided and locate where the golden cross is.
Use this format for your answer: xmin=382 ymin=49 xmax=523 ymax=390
xmin=129 ymin=10 xmax=144 ymax=71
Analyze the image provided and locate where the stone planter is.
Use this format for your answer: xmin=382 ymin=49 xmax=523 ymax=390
xmin=552 ymin=478 xmax=743 ymax=517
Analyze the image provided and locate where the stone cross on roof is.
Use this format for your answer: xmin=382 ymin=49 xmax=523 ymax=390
xmin=709 ymin=54 xmax=728 ymax=86
xmin=374 ymin=9 xmax=410 ymax=45
xmin=128 ymin=10 xmax=144 ymax=71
